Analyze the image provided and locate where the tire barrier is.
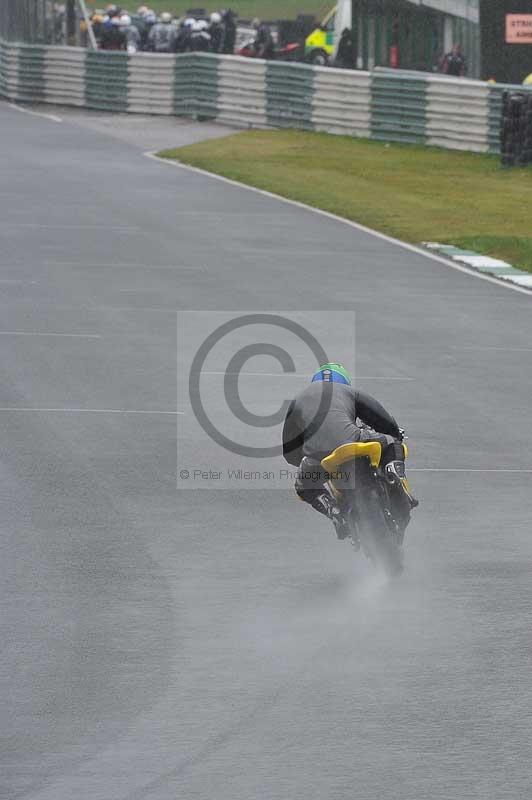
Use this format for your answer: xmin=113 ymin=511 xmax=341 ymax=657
xmin=500 ymin=90 xmax=532 ymax=167
xmin=0 ymin=38 xmax=530 ymax=156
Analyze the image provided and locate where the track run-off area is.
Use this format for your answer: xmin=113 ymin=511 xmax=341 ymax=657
xmin=2 ymin=101 xmax=532 ymax=800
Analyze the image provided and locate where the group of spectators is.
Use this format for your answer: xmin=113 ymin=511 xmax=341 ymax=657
xmin=88 ymin=5 xmax=237 ymax=54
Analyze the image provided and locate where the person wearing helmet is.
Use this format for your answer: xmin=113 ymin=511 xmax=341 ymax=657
xmin=100 ymin=12 xmax=127 ymax=49
xmin=251 ymin=17 xmax=274 ymax=59
xmin=119 ymin=13 xmax=141 ymax=53
xmin=282 ymin=364 xmax=417 ymax=539
xmin=175 ymin=17 xmax=195 ymax=52
xmin=90 ymin=11 xmax=105 ymax=45
xmin=221 ymin=8 xmax=236 ymax=54
xmin=131 ymin=6 xmax=149 ymax=48
xmin=189 ymin=19 xmax=211 ymax=52
xmin=147 ymin=11 xmax=178 ymax=52
xmin=135 ymin=9 xmax=156 ymax=49
xmin=209 ymin=11 xmax=224 ymax=53
xmin=103 ymin=4 xmax=121 ymax=27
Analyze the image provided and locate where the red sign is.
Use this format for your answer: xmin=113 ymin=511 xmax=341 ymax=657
xmin=506 ymin=14 xmax=532 ymax=44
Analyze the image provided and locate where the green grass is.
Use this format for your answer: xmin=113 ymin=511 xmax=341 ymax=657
xmin=159 ymin=130 xmax=532 ymax=274
xmin=86 ymin=0 xmax=329 ymax=21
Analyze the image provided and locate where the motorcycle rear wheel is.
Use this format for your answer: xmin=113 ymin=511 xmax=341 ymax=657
xmin=350 ymin=486 xmax=404 ymax=577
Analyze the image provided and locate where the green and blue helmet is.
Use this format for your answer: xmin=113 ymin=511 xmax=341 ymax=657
xmin=311 ymin=363 xmax=352 ymax=385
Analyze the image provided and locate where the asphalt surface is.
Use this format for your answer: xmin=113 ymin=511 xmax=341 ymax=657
xmin=2 ymin=100 xmax=532 ymax=800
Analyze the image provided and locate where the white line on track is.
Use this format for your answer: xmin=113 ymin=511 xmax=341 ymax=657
xmin=0 ymin=279 xmax=36 ymax=284
xmin=45 ymin=262 xmax=186 ymax=270
xmin=0 ymin=302 xmax=181 ymax=314
xmin=410 ymin=468 xmax=532 ymax=473
xmin=145 ymin=152 xmax=532 ymax=298
xmin=453 ymin=345 xmax=532 ymax=353
xmin=0 ymin=407 xmax=184 ymax=414
xmin=0 ymin=223 xmax=141 ymax=231
xmin=355 ymin=377 xmax=415 ymax=380
xmin=0 ymin=331 xmax=102 ymax=338
xmin=43 ymin=268 xmax=187 ymax=274
xmin=7 ymin=103 xmax=62 ymax=123
xmin=200 ymin=371 xmax=414 ymax=380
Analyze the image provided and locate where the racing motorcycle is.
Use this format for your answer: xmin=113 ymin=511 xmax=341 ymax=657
xmin=321 ymin=436 xmax=415 ymax=577
xmin=236 ymin=39 xmax=301 ymax=61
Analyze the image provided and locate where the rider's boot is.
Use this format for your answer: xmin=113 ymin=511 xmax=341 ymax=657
xmin=312 ymin=493 xmax=351 ymax=540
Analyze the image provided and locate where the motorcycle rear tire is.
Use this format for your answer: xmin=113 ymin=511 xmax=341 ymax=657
xmin=351 ymin=486 xmax=404 ymax=577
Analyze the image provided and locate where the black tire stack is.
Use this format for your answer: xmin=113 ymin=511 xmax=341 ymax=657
xmin=501 ymin=91 xmax=532 ymax=167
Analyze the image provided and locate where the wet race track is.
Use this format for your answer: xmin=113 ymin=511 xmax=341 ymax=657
xmin=2 ymin=101 xmax=532 ymax=799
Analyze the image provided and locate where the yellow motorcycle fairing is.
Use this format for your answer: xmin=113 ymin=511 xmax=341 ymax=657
xmin=320 ymin=440 xmax=409 ymax=472
xmin=321 ymin=441 xmax=383 ymax=471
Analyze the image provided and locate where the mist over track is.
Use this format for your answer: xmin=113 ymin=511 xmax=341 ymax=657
xmin=2 ymin=102 xmax=532 ymax=800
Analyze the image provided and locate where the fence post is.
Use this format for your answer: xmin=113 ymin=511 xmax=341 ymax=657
xmin=65 ymin=0 xmax=76 ymax=46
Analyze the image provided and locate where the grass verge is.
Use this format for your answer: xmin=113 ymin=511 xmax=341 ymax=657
xmin=159 ymin=130 xmax=532 ymax=274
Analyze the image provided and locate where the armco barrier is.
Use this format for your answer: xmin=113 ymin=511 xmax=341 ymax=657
xmin=0 ymin=40 xmax=19 ymax=100
xmin=0 ymin=41 xmax=6 ymax=97
xmin=265 ymin=61 xmax=314 ymax=130
xmin=371 ymin=71 xmax=428 ymax=145
xmin=173 ymin=53 xmax=197 ymax=118
xmin=85 ymin=50 xmax=128 ymax=112
xmin=217 ymin=56 xmax=266 ymax=128
xmin=1 ymin=39 xmax=529 ymax=155
xmin=311 ymin=68 xmax=371 ymax=138
xmin=426 ymin=76 xmax=490 ymax=153
xmin=174 ymin=53 xmax=218 ymax=120
xmin=18 ymin=45 xmax=46 ymax=103
xmin=488 ymin=85 xmax=504 ymax=154
xmin=191 ymin=53 xmax=219 ymax=120
xmin=44 ymin=47 xmax=87 ymax=107
xmin=128 ymin=52 xmax=175 ymax=115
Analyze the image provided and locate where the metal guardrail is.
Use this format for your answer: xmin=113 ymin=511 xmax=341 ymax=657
xmin=371 ymin=72 xmax=428 ymax=145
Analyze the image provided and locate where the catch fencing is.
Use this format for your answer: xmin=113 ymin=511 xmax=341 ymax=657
xmin=0 ymin=0 xmax=65 ymax=45
xmin=0 ymin=39 xmax=529 ymax=155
